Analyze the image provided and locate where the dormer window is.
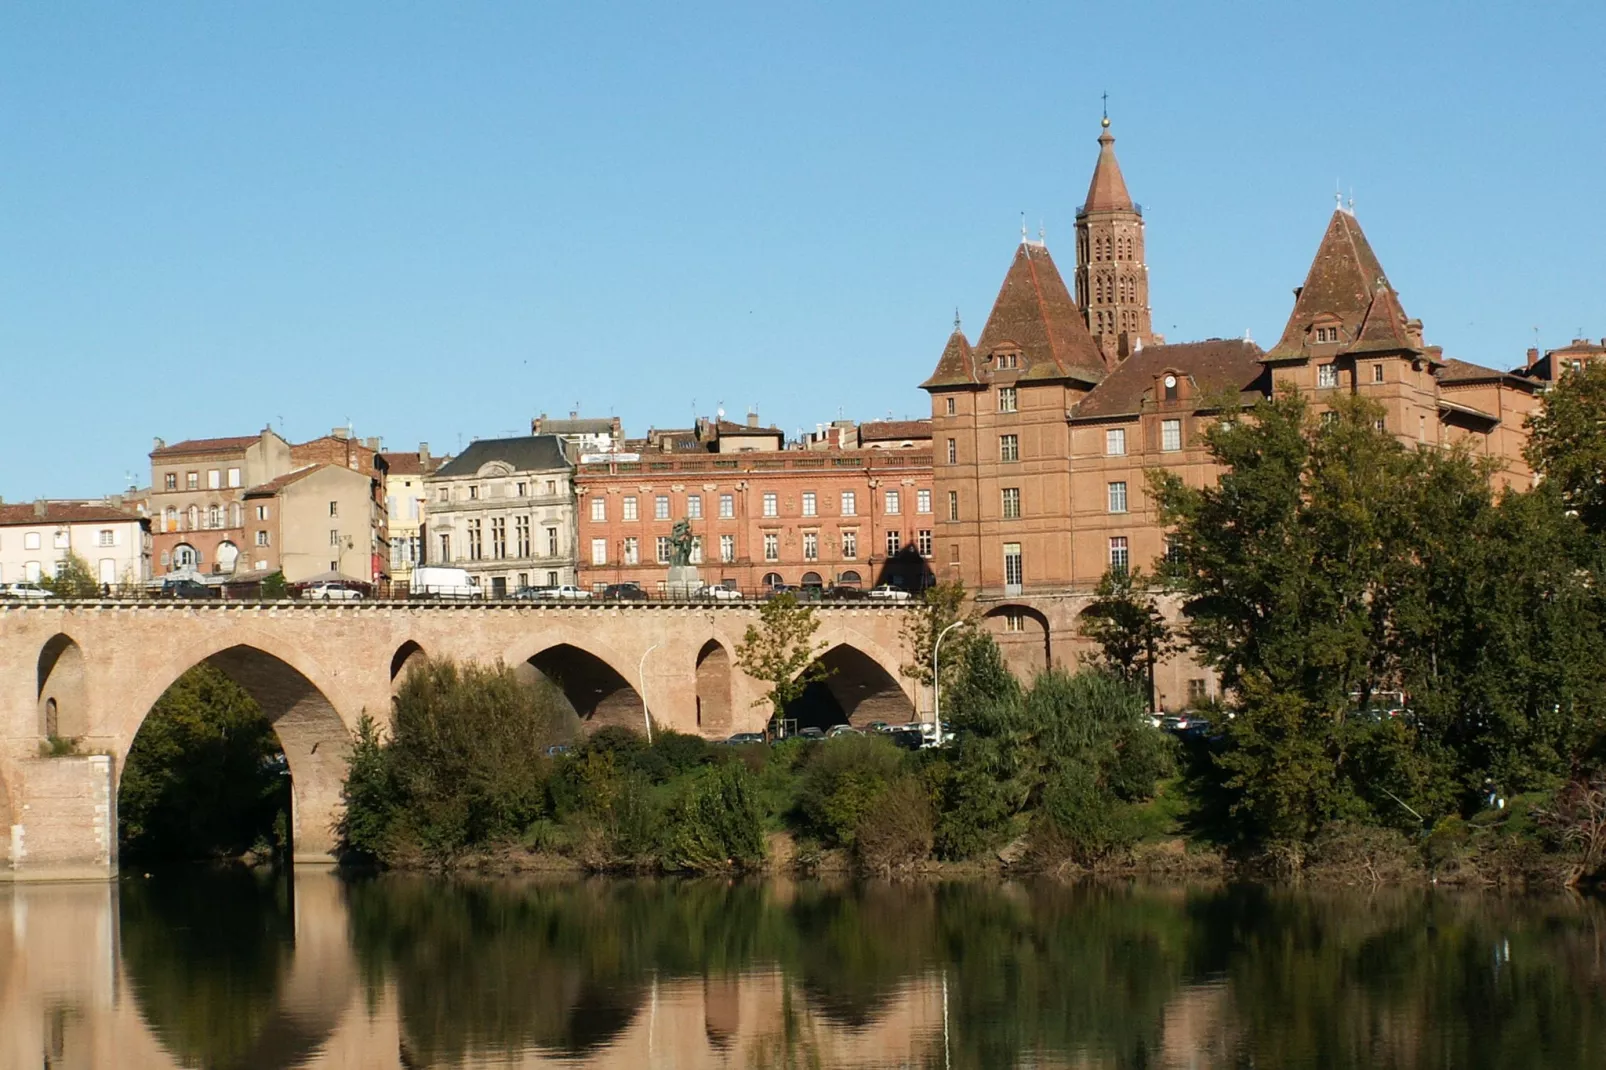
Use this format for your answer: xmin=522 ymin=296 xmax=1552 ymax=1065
xmin=1163 ymin=374 xmax=1178 ymax=402
xmin=1314 ymin=326 xmax=1339 ymax=344
xmin=994 ymin=351 xmax=1020 ymax=370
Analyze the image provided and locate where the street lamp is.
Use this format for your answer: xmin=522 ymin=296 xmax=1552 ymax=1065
xmin=932 ymin=620 xmax=965 ymax=726
xmin=639 ymin=643 xmax=659 ymax=743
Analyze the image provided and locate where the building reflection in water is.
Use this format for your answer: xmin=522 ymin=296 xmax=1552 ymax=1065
xmin=3 ymin=873 xmax=1605 ymax=1069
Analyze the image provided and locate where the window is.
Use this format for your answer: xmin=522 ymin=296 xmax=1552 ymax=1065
xmin=885 ymin=490 xmax=900 ymax=515
xmin=945 ymin=397 xmax=956 ymax=416
xmin=998 ymin=386 xmax=1018 ymax=413
xmin=1109 ymin=536 xmax=1130 ymax=573
xmin=330 ymin=528 xmax=343 ymax=547
xmin=841 ymin=530 xmax=857 ymax=559
xmin=255 ymin=530 xmax=269 ymax=547
xmin=1003 ymin=543 xmax=1023 ymax=587
xmin=516 ymin=516 xmax=531 ymax=557
xmin=53 ymin=530 xmax=69 ymax=549
xmin=656 ymin=536 xmax=672 ymax=564
xmin=623 ymin=537 xmax=639 ymax=565
xmin=1001 ymin=488 xmax=1021 ymax=519
xmin=840 ymin=491 xmax=856 ymax=516
xmin=1374 ymin=418 xmax=1387 ymax=432
xmin=1188 ymin=679 xmax=1208 ymax=703
xmin=591 ymin=498 xmax=606 ymax=522
xmin=208 ymin=470 xmax=221 ymax=490
xmin=917 ymin=529 xmax=932 ymax=556
xmin=591 ymin=539 xmax=607 ymax=565
xmin=655 ymin=495 xmax=670 ymax=520
xmin=763 ymin=533 xmax=779 ymax=561
xmin=1004 ymin=611 xmax=1025 ymax=632
xmin=763 ymin=492 xmax=778 ymax=517
xmin=491 ymin=517 xmax=506 ymax=558
xmin=515 ymin=481 xmax=527 ymax=498
xmin=1161 ymin=419 xmax=1182 ymax=452
xmin=1372 ymin=363 xmax=1385 ymax=384
xmin=227 ymin=468 xmax=241 ymax=488
xmin=948 ymin=490 xmax=959 ymax=521
xmin=947 ymin=438 xmax=957 ymax=464
xmin=720 ymin=534 xmax=736 ymax=562
xmin=687 ymin=494 xmax=702 ymax=519
xmin=803 ymin=532 xmax=818 ymax=561
xmin=997 ymin=352 xmax=1018 ymax=369
xmin=623 ymin=496 xmax=638 ymax=521
xmin=1315 ymin=326 xmax=1338 ymax=343
xmin=886 ymin=531 xmax=901 ymax=555
xmin=207 ymin=505 xmax=220 ymax=528
xmin=186 ymin=472 xmax=198 ymax=490
xmin=719 ymin=493 xmax=735 ymax=518
xmin=911 ymin=491 xmax=929 ymax=517
xmin=690 ymin=536 xmax=703 ymax=564
xmin=1000 ymin=434 xmax=1019 ymax=462
xmin=468 ymin=485 xmax=480 ymax=500
xmin=164 ymin=473 xmax=177 ymax=491
xmin=1164 ymin=536 xmax=1183 ymax=565
xmin=1108 ymin=481 xmax=1128 ymax=513
xmin=546 ymin=527 xmax=559 ymax=556
xmin=98 ymin=529 xmax=115 ymax=547
xmin=547 ymin=571 xmax=559 ymax=587
xmin=467 ymin=519 xmax=482 ymax=559
xmin=437 ymin=487 xmax=449 ymax=503
xmin=1106 ymin=427 xmax=1126 ymax=456
xmin=802 ymin=492 xmax=817 ymax=517
xmin=1321 ymin=410 xmax=1339 ymax=426
xmin=1318 ymin=363 xmax=1338 ymax=388
xmin=438 ymin=533 xmax=451 ymax=561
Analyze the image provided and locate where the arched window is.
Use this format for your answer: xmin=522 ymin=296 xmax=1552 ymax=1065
xmin=173 ymin=543 xmax=199 ymax=570
xmin=762 ymin=572 xmax=784 ymax=589
xmin=207 ymin=505 xmax=220 ymax=529
xmin=801 ymin=571 xmax=823 ymax=587
xmin=186 ymin=505 xmax=198 ymax=530
xmin=216 ymin=541 xmax=239 ymax=573
xmin=838 ymin=570 xmax=862 ymax=587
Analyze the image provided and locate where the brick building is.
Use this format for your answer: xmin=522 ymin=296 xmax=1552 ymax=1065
xmin=147 ymin=429 xmax=291 ymax=576
xmin=574 ymin=418 xmax=935 ymax=595
xmin=923 ymin=118 xmax=1539 ymax=706
xmin=380 ymin=444 xmax=445 ymax=587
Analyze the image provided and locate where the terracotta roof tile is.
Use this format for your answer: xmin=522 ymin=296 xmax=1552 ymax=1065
xmin=1266 ymin=210 xmax=1412 ymax=361
xmin=1438 ymin=358 xmax=1540 ymax=392
xmin=0 ymin=502 xmax=145 ymax=526
xmin=1071 ymin=339 xmax=1267 ymax=420
xmin=921 ymin=327 xmax=979 ymax=389
xmin=858 ymin=419 xmax=932 ymax=442
xmin=150 ymin=435 xmax=261 ymax=458
xmin=1080 ymin=126 xmax=1134 ymax=214
xmin=243 ymin=465 xmax=325 ymax=496
xmin=973 ymin=243 xmax=1108 ymax=385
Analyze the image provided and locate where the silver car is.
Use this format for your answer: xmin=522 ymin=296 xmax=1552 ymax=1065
xmin=1 ymin=582 xmax=54 ymax=601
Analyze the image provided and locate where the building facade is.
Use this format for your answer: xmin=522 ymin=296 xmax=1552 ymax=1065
xmin=0 ymin=502 xmax=151 ymax=588
xmin=241 ymin=464 xmax=382 ymax=584
xmin=574 ymin=420 xmax=935 ymax=594
xmin=924 ymin=118 xmax=1538 ymax=707
xmin=380 ymin=444 xmax=444 ymax=588
xmin=423 ymin=436 xmax=577 ymax=595
xmin=147 ymin=429 xmax=292 ymax=577
xmin=291 ymin=430 xmax=390 ymax=582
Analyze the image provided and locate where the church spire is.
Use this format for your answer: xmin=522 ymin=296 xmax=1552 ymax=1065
xmin=1075 ymin=114 xmax=1153 ymax=362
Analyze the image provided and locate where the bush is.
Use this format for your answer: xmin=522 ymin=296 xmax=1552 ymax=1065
xmin=797 ymin=734 xmax=907 ymax=848
xmin=660 ymin=763 xmax=766 ymax=872
xmin=853 ymin=776 xmax=934 ymax=873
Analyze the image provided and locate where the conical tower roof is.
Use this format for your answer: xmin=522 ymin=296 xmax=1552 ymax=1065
xmin=1266 ymin=209 xmax=1415 ymax=360
xmin=1079 ymin=120 xmax=1134 ymax=215
xmin=974 ymin=243 xmax=1108 ymax=384
xmin=921 ymin=319 xmax=980 ymax=389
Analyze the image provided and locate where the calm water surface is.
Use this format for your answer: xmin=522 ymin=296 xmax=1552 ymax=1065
xmin=2 ymin=871 xmax=1603 ymax=1068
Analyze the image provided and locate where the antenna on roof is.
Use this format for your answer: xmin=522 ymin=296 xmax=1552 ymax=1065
xmin=1244 ymin=328 xmax=1254 ymax=343
xmin=1335 ymin=182 xmax=1343 ymax=211
xmin=953 ymin=307 xmax=962 ymax=333
xmin=1348 ymin=187 xmax=1355 ymax=213
xmin=1020 ymin=212 xmax=1027 ymax=243
xmin=1039 ymin=219 xmax=1046 ymax=244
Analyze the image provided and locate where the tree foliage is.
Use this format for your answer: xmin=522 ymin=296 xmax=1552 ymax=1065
xmin=1078 ymin=566 xmax=1179 ymax=710
xmin=899 ymin=581 xmax=975 ymax=692
xmin=1526 ymin=360 xmax=1606 ymax=534
xmin=734 ymin=592 xmax=830 ymax=724
xmin=40 ymin=552 xmax=100 ymax=598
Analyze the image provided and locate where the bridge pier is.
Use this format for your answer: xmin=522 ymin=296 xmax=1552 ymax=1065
xmin=3 ymin=755 xmax=117 ymax=881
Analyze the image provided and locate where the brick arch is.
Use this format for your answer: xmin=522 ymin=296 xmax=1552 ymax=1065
xmin=695 ymin=639 xmax=733 ymax=736
xmin=519 ymin=641 xmax=646 ymax=735
xmin=807 ymin=625 xmax=914 ymax=709
xmin=37 ymin=632 xmax=88 ymax=739
xmin=389 ymin=640 xmax=427 ymax=694
xmin=116 ymin=635 xmax=357 ymax=864
xmin=984 ymin=604 xmax=1052 ymax=677
xmin=788 ymin=641 xmax=916 ymax=730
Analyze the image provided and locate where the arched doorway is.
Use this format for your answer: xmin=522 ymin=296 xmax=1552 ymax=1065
xmin=215 ymin=540 xmax=240 ymax=574
xmin=786 ymin=644 xmax=914 ymax=731
xmin=172 ymin=543 xmax=200 ymax=571
xmin=837 ymin=570 xmax=862 ymax=588
xmin=762 ymin=572 xmax=784 ymax=589
xmin=695 ymin=640 xmax=733 ymax=736
xmin=390 ymin=640 xmax=426 ymax=694
xmin=985 ymin=605 xmax=1052 ymax=677
xmin=800 ymin=571 xmax=823 ymax=589
xmin=524 ymin=644 xmax=643 ymax=735
xmin=38 ymin=633 xmax=88 ymax=740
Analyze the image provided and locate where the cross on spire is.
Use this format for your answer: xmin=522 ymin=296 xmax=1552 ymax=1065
xmin=1101 ymin=91 xmax=1108 ymax=120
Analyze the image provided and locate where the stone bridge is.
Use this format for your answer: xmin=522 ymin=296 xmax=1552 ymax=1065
xmin=0 ymin=601 xmax=916 ymax=880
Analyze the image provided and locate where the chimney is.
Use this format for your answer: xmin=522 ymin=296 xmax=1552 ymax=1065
xmin=364 ymin=436 xmax=380 ymax=451
xmin=331 ymin=426 xmax=350 ymax=440
xmin=419 ymin=442 xmax=430 ymax=465
xmin=1526 ymin=346 xmax=1540 ymax=368
xmin=34 ymin=499 xmax=47 ymax=518
xmin=746 ymin=411 xmax=760 ymax=429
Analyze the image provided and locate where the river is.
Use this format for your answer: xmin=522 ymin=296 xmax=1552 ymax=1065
xmin=1 ymin=871 xmax=1602 ymax=1068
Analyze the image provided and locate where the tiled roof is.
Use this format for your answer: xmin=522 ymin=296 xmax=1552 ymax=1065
xmin=535 ymin=417 xmax=616 ymax=434
xmin=1266 ymin=210 xmax=1415 ymax=361
xmin=973 ymin=243 xmax=1108 ymax=385
xmin=379 ymin=452 xmax=425 ymax=475
xmin=1439 ymin=358 xmax=1540 ymax=392
xmin=921 ymin=327 xmax=980 ymax=389
xmin=150 ymin=435 xmax=261 ymax=458
xmin=858 ymin=419 xmax=932 ymax=442
xmin=1071 ymin=339 xmax=1267 ymax=420
xmin=243 ymin=465 xmax=324 ymax=496
xmin=0 ymin=502 xmax=145 ymax=527
xmin=716 ymin=421 xmax=783 ymax=436
xmin=1080 ymin=125 xmax=1134 ymax=214
xmin=433 ymin=435 xmax=571 ymax=478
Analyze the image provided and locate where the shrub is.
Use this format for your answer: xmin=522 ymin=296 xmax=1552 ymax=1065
xmin=797 ymin=734 xmax=906 ymax=848
xmin=660 ymin=763 xmax=766 ymax=872
xmin=853 ymin=776 xmax=934 ymax=873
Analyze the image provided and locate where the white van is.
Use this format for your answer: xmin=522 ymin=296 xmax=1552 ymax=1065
xmin=409 ymin=567 xmax=483 ymax=600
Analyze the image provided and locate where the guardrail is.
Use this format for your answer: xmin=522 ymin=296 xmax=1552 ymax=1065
xmin=1 ymin=586 xmax=925 ymax=608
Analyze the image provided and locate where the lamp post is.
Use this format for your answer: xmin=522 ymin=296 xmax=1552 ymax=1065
xmin=932 ymin=620 xmax=964 ymax=726
xmin=639 ymin=643 xmax=658 ymax=743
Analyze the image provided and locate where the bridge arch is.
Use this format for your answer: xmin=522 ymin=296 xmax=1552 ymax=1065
xmin=520 ymin=642 xmax=645 ymax=735
xmin=120 ymin=636 xmax=356 ymax=864
xmin=787 ymin=641 xmax=915 ymax=730
xmin=985 ymin=603 xmax=1052 ymax=677
xmin=37 ymin=632 xmax=88 ymax=739
xmin=695 ymin=639 xmax=733 ymax=735
xmin=389 ymin=640 xmax=427 ymax=694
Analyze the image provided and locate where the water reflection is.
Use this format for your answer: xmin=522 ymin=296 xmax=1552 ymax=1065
xmin=0 ymin=873 xmax=1603 ymax=1068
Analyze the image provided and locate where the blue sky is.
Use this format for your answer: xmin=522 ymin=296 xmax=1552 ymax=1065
xmin=3 ymin=1 xmax=1602 ymax=499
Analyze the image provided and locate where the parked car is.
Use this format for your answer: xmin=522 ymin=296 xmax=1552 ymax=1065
xmin=304 ymin=582 xmax=363 ymax=602
xmin=700 ymin=584 xmax=744 ymax=601
xmin=534 ymin=585 xmax=593 ymax=601
xmin=824 ymin=585 xmax=868 ymax=601
xmin=825 ymin=724 xmax=862 ymax=738
xmin=510 ymin=585 xmax=544 ymax=600
xmin=602 ymin=582 xmax=648 ymax=601
xmin=866 ymin=721 xmax=892 ymax=733
xmin=868 ymin=584 xmax=912 ymax=602
xmin=723 ymin=732 xmax=767 ymax=746
xmin=797 ymin=727 xmax=827 ymax=741
xmin=158 ymin=578 xmax=217 ymax=600
xmin=0 ymin=582 xmax=54 ymax=600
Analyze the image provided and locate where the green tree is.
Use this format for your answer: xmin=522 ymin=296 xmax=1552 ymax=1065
xmin=1526 ymin=360 xmax=1606 ymax=534
xmin=899 ymin=580 xmax=975 ymax=695
xmin=40 ymin=552 xmax=100 ymax=598
xmin=929 ymin=633 xmax=1030 ymax=858
xmin=119 ymin=664 xmax=289 ymax=861
xmin=1077 ymin=566 xmax=1179 ymax=711
xmin=734 ymin=592 xmax=830 ymax=728
xmin=260 ymin=570 xmax=289 ymax=599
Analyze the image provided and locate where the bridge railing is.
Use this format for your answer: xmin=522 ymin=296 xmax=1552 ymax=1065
xmin=3 ymin=583 xmax=925 ymax=607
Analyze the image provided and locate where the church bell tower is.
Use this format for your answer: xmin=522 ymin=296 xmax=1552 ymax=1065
xmin=1075 ymin=115 xmax=1155 ymax=361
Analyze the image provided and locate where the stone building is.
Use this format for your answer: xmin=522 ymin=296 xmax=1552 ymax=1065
xmin=0 ymin=501 xmax=151 ymax=588
xmin=291 ymin=430 xmax=390 ymax=582
xmin=574 ymin=417 xmax=934 ymax=595
xmin=241 ymin=464 xmax=381 ymax=584
xmin=923 ymin=118 xmax=1539 ymax=707
xmin=379 ymin=444 xmax=444 ymax=588
xmin=147 ymin=429 xmax=291 ymax=576
xmin=422 ymin=436 xmax=577 ymax=596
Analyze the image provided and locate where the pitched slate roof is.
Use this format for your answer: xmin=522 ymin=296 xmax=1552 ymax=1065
xmin=1438 ymin=358 xmax=1540 ymax=392
xmin=1266 ymin=210 xmax=1418 ymax=361
xmin=150 ymin=435 xmax=262 ymax=458
xmin=433 ymin=435 xmax=571 ymax=478
xmin=1071 ymin=339 xmax=1267 ymax=420
xmin=1079 ymin=124 xmax=1134 ymax=214
xmin=975 ymin=243 xmax=1108 ymax=385
xmin=920 ymin=326 xmax=980 ymax=389
xmin=0 ymin=502 xmax=145 ymax=527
